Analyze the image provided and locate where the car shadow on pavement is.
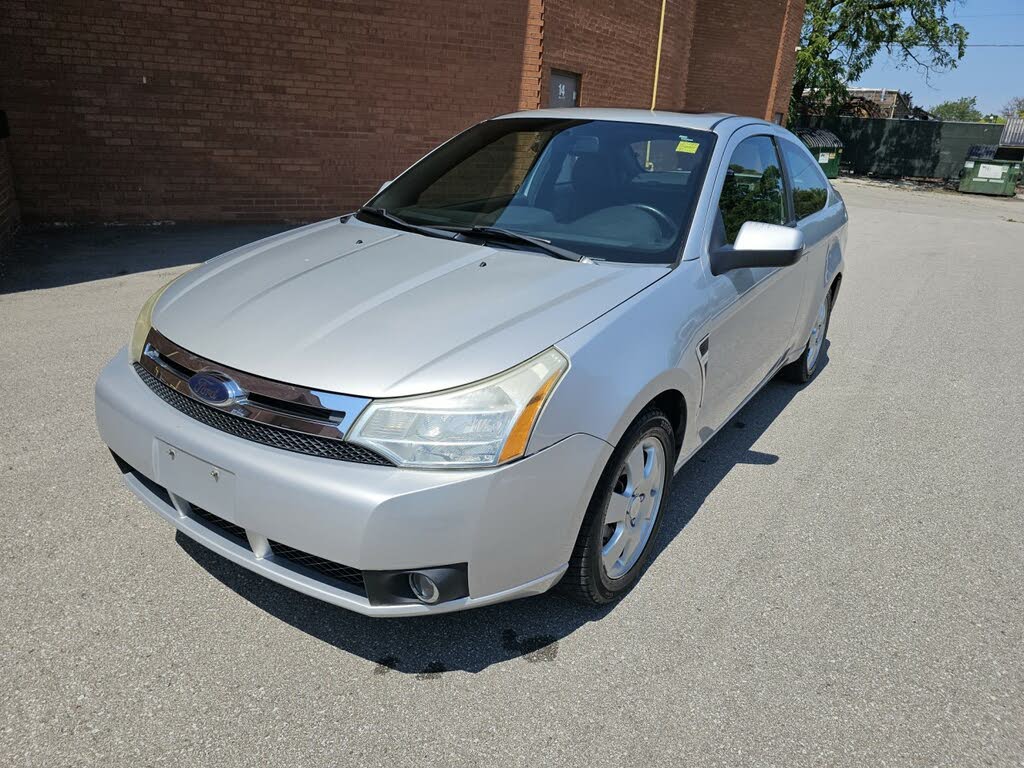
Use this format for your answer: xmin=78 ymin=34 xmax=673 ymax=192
xmin=0 ymin=223 xmax=294 ymax=293
xmin=177 ymin=348 xmax=828 ymax=676
xmin=647 ymin=349 xmax=829 ymax=565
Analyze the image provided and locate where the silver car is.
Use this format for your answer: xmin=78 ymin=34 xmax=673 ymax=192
xmin=96 ymin=108 xmax=847 ymax=616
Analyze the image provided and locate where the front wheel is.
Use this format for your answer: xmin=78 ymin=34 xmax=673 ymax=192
xmin=781 ymin=291 xmax=831 ymax=384
xmin=559 ymin=408 xmax=675 ymax=605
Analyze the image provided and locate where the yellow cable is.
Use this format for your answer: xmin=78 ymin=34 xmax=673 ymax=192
xmin=646 ymin=0 xmax=668 ymax=169
xmin=651 ymin=0 xmax=667 ymax=110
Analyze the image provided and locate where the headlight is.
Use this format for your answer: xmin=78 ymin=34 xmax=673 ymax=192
xmin=348 ymin=348 xmax=568 ymax=468
xmin=128 ymin=272 xmax=190 ymax=362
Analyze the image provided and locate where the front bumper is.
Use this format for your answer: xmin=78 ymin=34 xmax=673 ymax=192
xmin=95 ymin=348 xmax=612 ymax=616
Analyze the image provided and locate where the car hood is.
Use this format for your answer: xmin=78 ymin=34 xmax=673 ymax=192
xmin=153 ymin=218 xmax=668 ymax=398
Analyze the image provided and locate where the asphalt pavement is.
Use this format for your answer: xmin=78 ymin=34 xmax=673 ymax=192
xmin=1 ymin=182 xmax=1022 ymax=767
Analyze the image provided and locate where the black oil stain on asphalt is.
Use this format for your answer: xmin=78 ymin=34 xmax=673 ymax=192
xmin=502 ymin=629 xmax=559 ymax=662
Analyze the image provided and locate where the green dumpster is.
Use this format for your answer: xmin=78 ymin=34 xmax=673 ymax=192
xmin=958 ymin=145 xmax=1023 ymax=197
xmin=794 ymin=129 xmax=844 ymax=179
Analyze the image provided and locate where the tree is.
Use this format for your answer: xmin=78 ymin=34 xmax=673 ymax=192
xmin=1002 ymin=97 xmax=1024 ymax=120
xmin=929 ymin=96 xmax=982 ymax=122
xmin=792 ymin=0 xmax=968 ymax=120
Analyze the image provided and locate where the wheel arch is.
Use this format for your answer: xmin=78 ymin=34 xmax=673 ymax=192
xmin=829 ymin=271 xmax=843 ymax=307
xmin=604 ymin=370 xmax=693 ymax=456
xmin=647 ymin=389 xmax=686 ymax=453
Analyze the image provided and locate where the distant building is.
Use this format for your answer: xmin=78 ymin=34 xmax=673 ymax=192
xmin=801 ymin=87 xmax=925 ymax=119
xmin=845 ymin=88 xmax=916 ymax=119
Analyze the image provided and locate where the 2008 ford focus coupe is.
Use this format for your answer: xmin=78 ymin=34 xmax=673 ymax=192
xmin=96 ymin=108 xmax=847 ymax=616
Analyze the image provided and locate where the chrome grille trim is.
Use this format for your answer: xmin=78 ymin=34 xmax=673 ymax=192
xmin=133 ymin=363 xmax=394 ymax=465
xmin=138 ymin=329 xmax=370 ymax=442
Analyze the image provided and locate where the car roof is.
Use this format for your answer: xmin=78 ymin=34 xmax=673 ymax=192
xmin=491 ymin=107 xmax=772 ymax=134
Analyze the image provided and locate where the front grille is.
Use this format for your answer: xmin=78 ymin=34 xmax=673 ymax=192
xmin=268 ymin=539 xmax=365 ymax=593
xmin=189 ymin=505 xmax=249 ymax=546
xmin=134 ymin=363 xmax=393 ymax=465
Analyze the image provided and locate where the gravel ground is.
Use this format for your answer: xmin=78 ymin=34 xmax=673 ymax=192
xmin=1 ymin=182 xmax=1022 ymax=767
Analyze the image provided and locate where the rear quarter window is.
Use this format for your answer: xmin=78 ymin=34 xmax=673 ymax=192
xmin=780 ymin=139 xmax=830 ymax=220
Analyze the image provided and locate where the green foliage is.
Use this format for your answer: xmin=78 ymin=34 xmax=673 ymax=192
xmin=794 ymin=188 xmax=830 ymax=217
xmin=1002 ymin=97 xmax=1024 ymax=120
xmin=929 ymin=96 xmax=982 ymax=122
xmin=791 ymin=0 xmax=968 ymax=120
xmin=719 ymin=166 xmax=784 ymax=243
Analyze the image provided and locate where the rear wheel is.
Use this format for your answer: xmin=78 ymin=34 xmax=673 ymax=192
xmin=559 ymin=408 xmax=675 ymax=604
xmin=781 ymin=291 xmax=831 ymax=384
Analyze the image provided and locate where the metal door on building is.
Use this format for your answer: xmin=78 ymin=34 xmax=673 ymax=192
xmin=549 ymin=71 xmax=580 ymax=108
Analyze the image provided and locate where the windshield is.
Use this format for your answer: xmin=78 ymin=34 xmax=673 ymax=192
xmin=364 ymin=118 xmax=716 ymax=264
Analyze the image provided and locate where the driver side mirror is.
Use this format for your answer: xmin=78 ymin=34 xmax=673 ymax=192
xmin=710 ymin=221 xmax=804 ymax=276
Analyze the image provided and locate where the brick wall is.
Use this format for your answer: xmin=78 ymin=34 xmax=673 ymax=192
xmin=766 ymin=0 xmax=805 ymax=121
xmin=0 ymin=136 xmax=19 ymax=252
xmin=1 ymin=0 xmax=802 ymax=224
xmin=683 ymin=0 xmax=805 ymax=121
xmin=0 ymin=0 xmax=541 ymax=223
xmin=542 ymin=0 xmax=696 ymax=111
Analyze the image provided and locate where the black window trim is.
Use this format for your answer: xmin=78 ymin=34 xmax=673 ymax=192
xmin=770 ymin=135 xmax=798 ymax=226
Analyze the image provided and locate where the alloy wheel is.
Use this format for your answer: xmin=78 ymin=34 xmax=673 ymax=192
xmin=601 ymin=436 xmax=666 ymax=579
xmin=806 ymin=296 xmax=828 ymax=371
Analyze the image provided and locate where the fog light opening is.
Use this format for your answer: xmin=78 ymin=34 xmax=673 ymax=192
xmin=408 ymin=572 xmax=440 ymax=604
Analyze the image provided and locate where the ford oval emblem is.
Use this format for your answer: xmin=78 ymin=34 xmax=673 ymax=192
xmin=187 ymin=371 xmax=245 ymax=406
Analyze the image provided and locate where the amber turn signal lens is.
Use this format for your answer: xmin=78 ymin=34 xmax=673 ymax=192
xmin=498 ymin=368 xmax=563 ymax=463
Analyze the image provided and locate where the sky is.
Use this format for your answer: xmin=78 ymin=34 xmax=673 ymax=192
xmin=853 ymin=0 xmax=1024 ymax=115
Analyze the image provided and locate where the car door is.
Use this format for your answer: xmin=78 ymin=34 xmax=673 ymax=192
xmin=697 ymin=132 xmax=807 ymax=433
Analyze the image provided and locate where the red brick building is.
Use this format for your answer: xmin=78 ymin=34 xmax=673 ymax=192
xmin=0 ymin=0 xmax=804 ymax=226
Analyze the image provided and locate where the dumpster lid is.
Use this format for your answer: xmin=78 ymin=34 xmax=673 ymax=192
xmin=794 ymin=128 xmax=844 ymax=149
xmin=966 ymin=144 xmax=998 ymax=160
xmin=1000 ymin=118 xmax=1024 ymax=148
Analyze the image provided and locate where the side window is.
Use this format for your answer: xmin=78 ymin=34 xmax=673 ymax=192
xmin=718 ymin=136 xmax=785 ymax=244
xmin=780 ymin=140 xmax=829 ymax=219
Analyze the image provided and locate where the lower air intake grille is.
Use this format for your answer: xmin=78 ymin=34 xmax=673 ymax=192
xmin=268 ymin=539 xmax=365 ymax=593
xmin=186 ymin=505 xmax=365 ymax=596
xmin=133 ymin=363 xmax=393 ymax=466
xmin=190 ymin=505 xmax=249 ymax=546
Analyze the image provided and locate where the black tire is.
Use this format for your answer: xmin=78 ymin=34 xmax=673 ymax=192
xmin=781 ymin=290 xmax=832 ymax=384
xmin=558 ymin=408 xmax=676 ymax=605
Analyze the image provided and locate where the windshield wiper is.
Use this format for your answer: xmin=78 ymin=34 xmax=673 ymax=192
xmin=355 ymin=207 xmax=458 ymax=240
xmin=448 ymin=225 xmax=587 ymax=262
